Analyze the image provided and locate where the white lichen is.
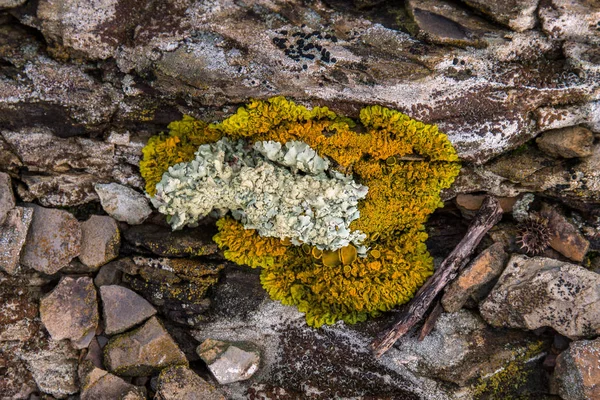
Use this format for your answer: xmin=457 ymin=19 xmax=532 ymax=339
xmin=150 ymin=138 xmax=368 ymax=251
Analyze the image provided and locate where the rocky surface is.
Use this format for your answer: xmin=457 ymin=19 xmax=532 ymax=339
xmin=79 ymin=362 xmax=146 ymax=400
xmin=541 ymin=203 xmax=590 ymax=262
xmin=535 ymin=126 xmax=595 ymax=158
xmin=155 ymin=365 xmax=226 ymax=400
xmin=0 ymin=171 xmax=14 ymax=224
xmin=480 ymin=254 xmax=600 ymax=339
xmin=197 ymin=339 xmax=261 ymax=384
xmin=40 ymin=276 xmax=99 ymax=349
xmin=79 ymin=215 xmax=120 ymax=269
xmin=19 ymin=205 xmax=81 ymax=274
xmin=104 ymin=316 xmax=188 ymax=376
xmin=95 ymin=183 xmax=152 ymax=225
xmin=551 ymin=337 xmax=600 ymax=400
xmin=0 ymin=206 xmax=33 ymax=275
xmin=100 ymin=284 xmax=156 ymax=335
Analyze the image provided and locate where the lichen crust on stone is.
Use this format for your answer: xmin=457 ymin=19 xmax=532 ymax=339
xmin=140 ymin=96 xmax=461 ymax=327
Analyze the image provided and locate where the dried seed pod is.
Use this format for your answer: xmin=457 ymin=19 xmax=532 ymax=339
xmin=516 ymin=213 xmax=551 ymax=255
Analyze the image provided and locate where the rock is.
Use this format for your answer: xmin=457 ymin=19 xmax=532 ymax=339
xmin=539 ymin=0 xmax=600 ymax=43
xmin=441 ymin=242 xmax=508 ymax=312
xmin=480 ymin=254 xmax=600 ymax=339
xmin=0 ymin=207 xmax=33 ymax=275
xmin=104 ymin=316 xmax=188 ymax=376
xmin=21 ymin=339 xmax=79 ymax=399
xmin=95 ymin=183 xmax=152 ymax=225
xmin=79 ymin=215 xmax=120 ymax=269
xmin=80 ymin=362 xmax=146 ymax=400
xmin=406 ymin=0 xmax=501 ymax=48
xmin=551 ymin=338 xmax=600 ymax=400
xmin=122 ymin=223 xmax=219 ymax=258
xmin=100 ymin=285 xmax=156 ymax=335
xmin=40 ymin=276 xmax=99 ymax=349
xmin=541 ymin=204 xmax=590 ymax=262
xmin=94 ymin=260 xmax=123 ymax=287
xmin=461 ymin=0 xmax=539 ymax=32
xmin=155 ymin=365 xmax=226 ymax=400
xmin=197 ymin=339 xmax=261 ymax=384
xmin=19 ymin=205 xmax=81 ymax=274
xmin=0 ymin=348 xmax=37 ymax=399
xmin=0 ymin=285 xmax=41 ymax=342
xmin=84 ymin=337 xmax=104 ymax=369
xmin=455 ymin=194 xmax=518 ymax=213
xmin=536 ymin=126 xmax=594 ymax=158
xmin=0 ymin=172 xmax=14 ymax=225
xmin=0 ymin=0 xmax=27 ymax=8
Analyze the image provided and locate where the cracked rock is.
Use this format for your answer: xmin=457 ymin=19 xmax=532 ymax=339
xmin=0 ymin=172 xmax=14 ymax=225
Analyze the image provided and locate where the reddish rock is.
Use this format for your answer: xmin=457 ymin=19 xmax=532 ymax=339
xmin=456 ymin=194 xmax=518 ymax=213
xmin=552 ymin=338 xmax=600 ymax=400
xmin=79 ymin=215 xmax=120 ymax=269
xmin=541 ymin=204 xmax=589 ymax=262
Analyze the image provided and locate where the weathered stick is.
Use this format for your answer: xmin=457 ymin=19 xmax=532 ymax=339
xmin=417 ymin=299 xmax=443 ymax=341
xmin=370 ymin=196 xmax=503 ymax=357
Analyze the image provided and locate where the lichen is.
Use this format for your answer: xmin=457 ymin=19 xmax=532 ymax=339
xmin=140 ymin=97 xmax=461 ymax=327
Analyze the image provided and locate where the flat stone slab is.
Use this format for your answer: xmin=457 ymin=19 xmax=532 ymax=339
xmin=197 ymin=339 xmax=261 ymax=384
xmin=40 ymin=276 xmax=99 ymax=349
xmin=20 ymin=204 xmax=81 ymax=274
xmin=79 ymin=215 xmax=120 ymax=269
xmin=95 ymin=183 xmax=151 ymax=225
xmin=100 ymin=285 xmax=156 ymax=335
xmin=104 ymin=316 xmax=188 ymax=376
xmin=480 ymin=254 xmax=600 ymax=339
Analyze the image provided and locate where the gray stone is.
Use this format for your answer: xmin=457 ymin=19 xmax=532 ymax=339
xmin=94 ymin=260 xmax=123 ymax=287
xmin=0 ymin=0 xmax=26 ymax=8
xmin=100 ymin=285 xmax=156 ymax=335
xmin=21 ymin=339 xmax=79 ymax=399
xmin=95 ymin=183 xmax=152 ymax=225
xmin=197 ymin=339 xmax=261 ymax=384
xmin=104 ymin=316 xmax=188 ymax=376
xmin=551 ymin=338 xmax=600 ymax=400
xmin=155 ymin=365 xmax=226 ymax=400
xmin=0 ymin=172 xmax=14 ymax=225
xmin=19 ymin=205 xmax=81 ymax=274
xmin=0 ymin=207 xmax=33 ymax=275
xmin=541 ymin=204 xmax=590 ymax=262
xmin=80 ymin=362 xmax=146 ymax=400
xmin=40 ymin=276 xmax=99 ymax=349
xmin=461 ymin=0 xmax=539 ymax=32
xmin=480 ymin=254 xmax=600 ymax=339
xmin=536 ymin=126 xmax=594 ymax=158
xmin=441 ymin=242 xmax=507 ymax=312
xmin=540 ymin=0 xmax=600 ymax=44
xmin=79 ymin=215 xmax=120 ymax=269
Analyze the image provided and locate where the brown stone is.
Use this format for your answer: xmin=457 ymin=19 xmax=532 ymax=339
xmin=541 ymin=204 xmax=589 ymax=262
xmin=552 ymin=338 xmax=600 ymax=400
xmin=80 ymin=362 xmax=145 ymax=400
xmin=536 ymin=126 xmax=594 ymax=158
xmin=0 ymin=171 xmax=14 ymax=225
xmin=79 ymin=215 xmax=120 ymax=269
xmin=441 ymin=242 xmax=508 ymax=312
xmin=0 ymin=207 xmax=33 ymax=275
xmin=20 ymin=204 xmax=81 ymax=274
xmin=155 ymin=365 xmax=226 ymax=400
xmin=100 ymin=285 xmax=156 ymax=335
xmin=40 ymin=276 xmax=99 ymax=349
xmin=455 ymin=194 xmax=518 ymax=213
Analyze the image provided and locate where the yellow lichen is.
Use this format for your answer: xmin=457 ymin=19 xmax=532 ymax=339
xmin=140 ymin=96 xmax=461 ymax=327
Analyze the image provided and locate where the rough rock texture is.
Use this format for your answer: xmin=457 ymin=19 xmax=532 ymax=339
xmin=539 ymin=0 xmax=600 ymax=44
xmin=552 ymin=338 xmax=600 ymax=400
xmin=197 ymin=339 xmax=261 ymax=384
xmin=19 ymin=205 xmax=81 ymax=274
xmin=541 ymin=204 xmax=590 ymax=262
xmin=79 ymin=215 xmax=120 ymax=269
xmin=155 ymin=365 xmax=226 ymax=400
xmin=100 ymin=285 xmax=156 ymax=335
xmin=441 ymin=242 xmax=508 ymax=312
xmin=95 ymin=183 xmax=152 ymax=225
xmin=461 ymin=0 xmax=539 ymax=32
xmin=21 ymin=339 xmax=79 ymax=399
xmin=0 ymin=171 xmax=14 ymax=224
xmin=80 ymin=362 xmax=146 ymax=400
xmin=94 ymin=261 xmax=123 ymax=287
xmin=40 ymin=276 xmax=99 ymax=349
xmin=536 ymin=126 xmax=595 ymax=158
xmin=480 ymin=254 xmax=600 ymax=339
xmin=104 ymin=316 xmax=188 ymax=376
xmin=0 ymin=207 xmax=33 ymax=275
xmin=0 ymin=0 xmax=27 ymax=9
xmin=0 ymin=285 xmax=41 ymax=342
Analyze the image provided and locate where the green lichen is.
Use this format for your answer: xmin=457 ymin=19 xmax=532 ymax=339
xmin=140 ymin=97 xmax=461 ymax=327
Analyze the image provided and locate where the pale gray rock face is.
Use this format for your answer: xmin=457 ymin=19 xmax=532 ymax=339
xmin=0 ymin=207 xmax=33 ymax=275
xmin=40 ymin=276 xmax=99 ymax=349
xmin=0 ymin=0 xmax=27 ymax=9
xmin=19 ymin=204 xmax=81 ymax=274
xmin=197 ymin=339 xmax=261 ymax=384
xmin=480 ymin=255 xmax=600 ymax=339
xmin=552 ymin=338 xmax=600 ymax=400
xmin=104 ymin=316 xmax=188 ymax=376
xmin=21 ymin=340 xmax=79 ymax=399
xmin=539 ymin=0 xmax=600 ymax=44
xmin=535 ymin=126 xmax=594 ymax=158
xmin=155 ymin=365 xmax=226 ymax=400
xmin=461 ymin=0 xmax=539 ymax=32
xmin=0 ymin=171 xmax=14 ymax=225
xmin=79 ymin=215 xmax=120 ymax=269
xmin=100 ymin=285 xmax=156 ymax=335
xmin=95 ymin=183 xmax=152 ymax=225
